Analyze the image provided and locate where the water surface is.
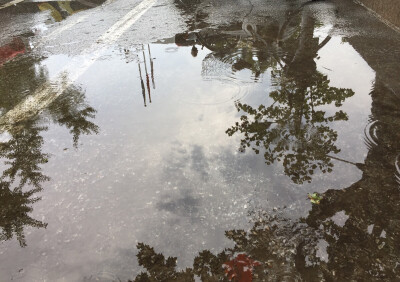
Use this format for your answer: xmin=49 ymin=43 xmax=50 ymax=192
xmin=0 ymin=0 xmax=399 ymax=280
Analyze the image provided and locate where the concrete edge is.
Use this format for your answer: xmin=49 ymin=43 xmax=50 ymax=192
xmin=353 ymin=0 xmax=400 ymax=34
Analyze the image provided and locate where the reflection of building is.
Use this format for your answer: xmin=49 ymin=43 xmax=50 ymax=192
xmin=333 ymin=0 xmax=400 ymax=99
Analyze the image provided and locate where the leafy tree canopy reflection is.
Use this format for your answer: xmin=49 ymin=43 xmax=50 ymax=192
xmin=0 ymin=55 xmax=99 ymax=246
xmin=131 ymin=203 xmax=399 ymax=281
xmin=227 ymin=71 xmax=354 ymax=183
xmin=130 ymin=82 xmax=400 ymax=281
xmin=0 ymin=180 xmax=47 ymax=247
xmin=173 ymin=0 xmax=356 ymax=183
xmin=48 ymin=85 xmax=99 ymax=148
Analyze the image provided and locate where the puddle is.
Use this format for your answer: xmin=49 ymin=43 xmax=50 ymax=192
xmin=0 ymin=0 xmax=400 ymax=280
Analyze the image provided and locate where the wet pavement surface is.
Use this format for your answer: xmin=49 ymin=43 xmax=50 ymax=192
xmin=0 ymin=0 xmax=400 ymax=280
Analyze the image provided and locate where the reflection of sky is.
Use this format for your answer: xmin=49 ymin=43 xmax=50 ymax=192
xmin=316 ymin=36 xmax=374 ymax=164
xmin=0 ymin=36 xmax=378 ymax=280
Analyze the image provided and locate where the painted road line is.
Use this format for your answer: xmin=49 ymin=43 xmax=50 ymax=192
xmin=39 ymin=0 xmax=115 ymax=44
xmin=0 ymin=0 xmax=24 ymax=10
xmin=98 ymin=0 xmax=156 ymax=43
xmin=41 ymin=14 xmax=90 ymax=41
xmin=0 ymin=0 xmax=157 ymax=132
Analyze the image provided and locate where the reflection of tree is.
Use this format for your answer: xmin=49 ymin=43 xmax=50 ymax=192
xmin=130 ymin=211 xmax=321 ymax=281
xmin=0 ymin=119 xmax=50 ymax=189
xmin=48 ymin=86 xmax=99 ymax=147
xmin=131 ymin=193 xmax=398 ymax=281
xmin=0 ymin=58 xmax=50 ymax=246
xmin=132 ymin=2 xmax=399 ymax=280
xmin=218 ymin=7 xmax=354 ymax=183
xmin=175 ymin=1 xmax=355 ymax=183
xmin=0 ymin=122 xmax=50 ymax=248
xmin=304 ymin=80 xmax=400 ymax=281
xmin=132 ymin=243 xmax=194 ymax=281
xmin=0 ymin=57 xmax=99 ymax=246
xmin=0 ymin=181 xmax=47 ymax=247
xmin=227 ymin=71 xmax=353 ymax=184
xmin=129 ymin=84 xmax=399 ymax=281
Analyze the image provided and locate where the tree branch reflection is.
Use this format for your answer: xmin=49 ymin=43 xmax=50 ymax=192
xmin=227 ymin=71 xmax=354 ymax=184
xmin=0 ymin=55 xmax=99 ymax=246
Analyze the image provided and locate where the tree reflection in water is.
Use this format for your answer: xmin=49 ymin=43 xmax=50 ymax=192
xmin=130 ymin=211 xmax=318 ymax=281
xmin=175 ymin=2 xmax=355 ymax=183
xmin=48 ymin=85 xmax=99 ymax=147
xmin=0 ymin=180 xmax=46 ymax=247
xmin=226 ymin=71 xmax=353 ymax=184
xmin=0 ymin=56 xmax=99 ymax=246
xmin=0 ymin=119 xmax=50 ymax=189
xmin=221 ymin=8 xmax=355 ymax=184
xmin=133 ymin=185 xmax=399 ymax=281
xmin=304 ymin=80 xmax=400 ymax=281
xmin=129 ymin=1 xmax=400 ymax=281
xmin=129 ymin=78 xmax=400 ymax=281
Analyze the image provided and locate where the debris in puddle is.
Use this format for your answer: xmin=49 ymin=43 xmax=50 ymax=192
xmin=308 ymin=193 xmax=323 ymax=205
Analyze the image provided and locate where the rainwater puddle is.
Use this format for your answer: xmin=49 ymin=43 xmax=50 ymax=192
xmin=0 ymin=0 xmax=400 ymax=280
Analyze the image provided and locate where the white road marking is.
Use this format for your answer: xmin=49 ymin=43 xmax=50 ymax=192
xmin=0 ymin=0 xmax=24 ymax=10
xmin=0 ymin=0 xmax=157 ymax=132
xmin=98 ymin=0 xmax=155 ymax=43
xmin=38 ymin=0 xmax=115 ymax=44
xmin=41 ymin=14 xmax=90 ymax=41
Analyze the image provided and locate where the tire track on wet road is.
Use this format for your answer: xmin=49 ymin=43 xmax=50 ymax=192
xmin=0 ymin=0 xmax=156 ymax=133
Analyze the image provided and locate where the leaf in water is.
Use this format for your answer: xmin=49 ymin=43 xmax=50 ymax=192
xmin=308 ymin=193 xmax=322 ymax=205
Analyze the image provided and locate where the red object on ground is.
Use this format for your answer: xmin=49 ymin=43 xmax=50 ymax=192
xmin=223 ymin=253 xmax=261 ymax=282
xmin=0 ymin=38 xmax=26 ymax=66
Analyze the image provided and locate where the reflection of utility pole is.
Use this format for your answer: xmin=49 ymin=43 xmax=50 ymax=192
xmin=142 ymin=45 xmax=151 ymax=103
xmin=138 ymin=62 xmax=146 ymax=107
xmin=148 ymin=44 xmax=155 ymax=89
